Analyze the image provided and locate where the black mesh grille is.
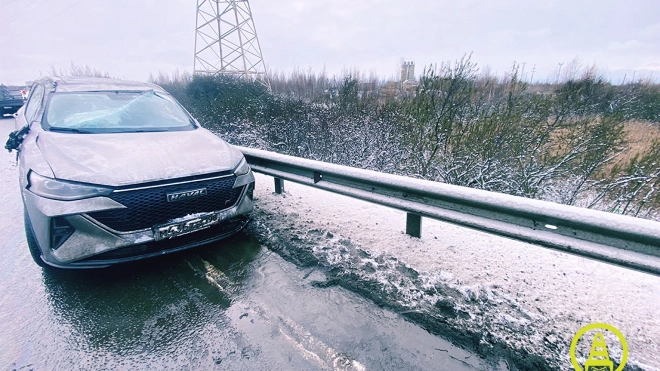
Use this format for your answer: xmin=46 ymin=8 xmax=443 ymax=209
xmin=88 ymin=175 xmax=243 ymax=232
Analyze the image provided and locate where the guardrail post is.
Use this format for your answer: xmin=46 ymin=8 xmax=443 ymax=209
xmin=274 ymin=177 xmax=284 ymax=194
xmin=406 ymin=213 xmax=422 ymax=238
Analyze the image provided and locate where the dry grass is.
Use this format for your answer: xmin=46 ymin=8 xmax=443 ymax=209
xmin=548 ymin=120 xmax=660 ymax=177
xmin=617 ymin=121 xmax=660 ymax=165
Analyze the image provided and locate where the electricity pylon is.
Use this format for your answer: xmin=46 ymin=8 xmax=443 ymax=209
xmin=194 ymin=0 xmax=268 ymax=85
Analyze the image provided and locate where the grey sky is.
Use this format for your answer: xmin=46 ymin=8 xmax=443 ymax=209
xmin=1 ymin=0 xmax=659 ymax=85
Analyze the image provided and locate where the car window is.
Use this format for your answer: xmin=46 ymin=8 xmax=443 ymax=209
xmin=23 ymin=84 xmax=44 ymax=123
xmin=43 ymin=90 xmax=195 ymax=133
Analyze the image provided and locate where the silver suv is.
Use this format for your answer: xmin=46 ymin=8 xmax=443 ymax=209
xmin=10 ymin=77 xmax=255 ymax=268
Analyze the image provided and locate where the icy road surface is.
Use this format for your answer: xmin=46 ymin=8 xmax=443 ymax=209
xmin=0 ymin=117 xmax=491 ymax=370
xmin=249 ymin=169 xmax=660 ymax=370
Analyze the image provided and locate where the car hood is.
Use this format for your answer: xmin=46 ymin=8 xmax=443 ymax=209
xmin=36 ymin=128 xmax=242 ymax=187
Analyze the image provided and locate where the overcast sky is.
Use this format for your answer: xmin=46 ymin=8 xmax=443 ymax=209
xmin=1 ymin=0 xmax=659 ymax=85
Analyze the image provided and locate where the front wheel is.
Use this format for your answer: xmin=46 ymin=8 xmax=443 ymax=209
xmin=24 ymin=207 xmax=49 ymax=268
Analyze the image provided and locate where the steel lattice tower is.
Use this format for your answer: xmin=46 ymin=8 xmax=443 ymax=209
xmin=194 ymin=0 xmax=267 ymax=82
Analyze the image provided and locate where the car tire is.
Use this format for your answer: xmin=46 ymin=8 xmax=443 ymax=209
xmin=24 ymin=207 xmax=49 ymax=268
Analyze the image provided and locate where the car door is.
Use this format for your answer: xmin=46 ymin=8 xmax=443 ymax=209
xmin=12 ymin=83 xmax=47 ymax=190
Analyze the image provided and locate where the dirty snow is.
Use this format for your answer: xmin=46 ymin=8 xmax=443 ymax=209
xmin=251 ymin=172 xmax=660 ymax=370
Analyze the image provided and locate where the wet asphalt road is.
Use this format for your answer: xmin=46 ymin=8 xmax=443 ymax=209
xmin=0 ymin=117 xmax=486 ymax=370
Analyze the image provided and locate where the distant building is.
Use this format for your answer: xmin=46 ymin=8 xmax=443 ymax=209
xmin=400 ymin=60 xmax=419 ymax=92
xmin=401 ymin=61 xmax=416 ymax=83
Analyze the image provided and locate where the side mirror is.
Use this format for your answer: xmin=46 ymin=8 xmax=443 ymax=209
xmin=5 ymin=125 xmax=30 ymax=153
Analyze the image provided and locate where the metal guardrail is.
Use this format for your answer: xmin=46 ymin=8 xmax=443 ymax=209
xmin=238 ymin=146 xmax=660 ymax=276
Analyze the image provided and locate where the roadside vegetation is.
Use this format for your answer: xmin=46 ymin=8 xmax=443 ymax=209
xmin=153 ymin=59 xmax=660 ymax=220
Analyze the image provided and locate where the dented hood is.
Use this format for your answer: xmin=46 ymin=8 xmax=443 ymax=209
xmin=36 ymin=128 xmax=242 ymax=187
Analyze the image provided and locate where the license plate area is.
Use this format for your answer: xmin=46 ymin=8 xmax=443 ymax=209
xmin=153 ymin=213 xmax=221 ymax=241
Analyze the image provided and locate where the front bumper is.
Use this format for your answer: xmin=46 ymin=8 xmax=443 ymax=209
xmin=23 ymin=171 xmax=255 ymax=268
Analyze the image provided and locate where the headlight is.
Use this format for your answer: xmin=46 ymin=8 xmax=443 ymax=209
xmin=28 ymin=171 xmax=113 ymax=201
xmin=233 ymin=157 xmax=250 ymax=176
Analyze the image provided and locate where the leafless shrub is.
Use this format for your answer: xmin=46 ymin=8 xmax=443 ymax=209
xmin=49 ymin=62 xmax=112 ymax=78
xmin=156 ymin=60 xmax=660 ymax=220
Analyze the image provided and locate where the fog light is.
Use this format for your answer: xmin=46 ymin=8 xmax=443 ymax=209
xmin=50 ymin=217 xmax=75 ymax=250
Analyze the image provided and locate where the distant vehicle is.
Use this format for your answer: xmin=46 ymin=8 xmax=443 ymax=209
xmin=0 ymin=85 xmax=25 ymax=116
xmin=8 ymin=76 xmax=255 ymax=268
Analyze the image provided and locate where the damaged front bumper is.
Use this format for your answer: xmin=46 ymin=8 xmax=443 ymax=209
xmin=23 ymin=172 xmax=255 ymax=268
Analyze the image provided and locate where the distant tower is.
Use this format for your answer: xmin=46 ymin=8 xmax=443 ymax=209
xmin=194 ymin=0 xmax=268 ymax=83
xmin=401 ymin=60 xmax=416 ymax=83
xmin=400 ymin=60 xmax=417 ymax=91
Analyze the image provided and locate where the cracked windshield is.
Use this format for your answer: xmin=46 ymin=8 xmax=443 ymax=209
xmin=1 ymin=0 xmax=658 ymax=370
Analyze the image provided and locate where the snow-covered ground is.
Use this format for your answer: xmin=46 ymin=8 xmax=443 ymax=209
xmin=250 ymin=173 xmax=660 ymax=370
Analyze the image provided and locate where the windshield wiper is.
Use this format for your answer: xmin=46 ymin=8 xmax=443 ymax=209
xmin=48 ymin=127 xmax=94 ymax=134
xmin=152 ymin=92 xmax=167 ymax=100
xmin=124 ymin=128 xmax=170 ymax=132
xmin=50 ymin=127 xmax=173 ymax=134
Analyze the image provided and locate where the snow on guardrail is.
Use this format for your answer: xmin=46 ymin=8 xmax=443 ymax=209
xmin=239 ymin=146 xmax=660 ymax=276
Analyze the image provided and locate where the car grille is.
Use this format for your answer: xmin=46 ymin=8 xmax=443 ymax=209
xmin=88 ymin=175 xmax=243 ymax=232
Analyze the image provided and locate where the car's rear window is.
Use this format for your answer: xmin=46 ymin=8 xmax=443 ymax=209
xmin=44 ymin=90 xmax=195 ymax=133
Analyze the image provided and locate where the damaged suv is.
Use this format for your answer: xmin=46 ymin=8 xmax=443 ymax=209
xmin=9 ymin=77 xmax=255 ymax=268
